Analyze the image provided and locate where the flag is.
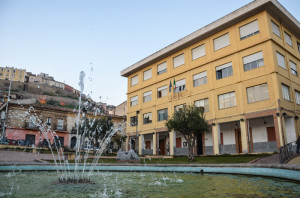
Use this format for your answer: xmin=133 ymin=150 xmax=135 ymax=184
xmin=173 ymin=79 xmax=176 ymax=90
xmin=169 ymin=80 xmax=172 ymax=92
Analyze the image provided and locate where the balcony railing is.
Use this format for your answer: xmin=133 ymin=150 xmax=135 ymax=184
xmin=279 ymin=141 xmax=297 ymax=164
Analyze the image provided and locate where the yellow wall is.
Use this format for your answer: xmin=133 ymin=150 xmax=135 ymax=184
xmin=0 ymin=67 xmax=26 ymax=82
xmin=126 ymin=11 xmax=300 ymax=136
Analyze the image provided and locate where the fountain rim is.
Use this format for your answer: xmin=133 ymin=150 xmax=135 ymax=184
xmin=0 ymin=163 xmax=299 ymax=182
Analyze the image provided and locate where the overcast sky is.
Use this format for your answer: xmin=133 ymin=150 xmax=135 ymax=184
xmin=0 ymin=0 xmax=299 ymax=106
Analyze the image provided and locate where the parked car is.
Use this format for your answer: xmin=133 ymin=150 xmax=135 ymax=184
xmin=0 ymin=138 xmax=9 ymax=145
xmin=17 ymin=140 xmax=30 ymax=146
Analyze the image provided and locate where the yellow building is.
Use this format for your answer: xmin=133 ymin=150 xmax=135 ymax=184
xmin=0 ymin=67 xmax=26 ymax=82
xmin=121 ymin=0 xmax=300 ymax=156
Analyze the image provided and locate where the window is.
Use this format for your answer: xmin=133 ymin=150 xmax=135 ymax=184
xmin=29 ymin=115 xmax=37 ymax=128
xmin=174 ymin=104 xmax=185 ymax=112
xmin=290 ymin=61 xmax=298 ymax=76
xmin=239 ymin=20 xmax=259 ymax=40
xmin=13 ymin=70 xmax=16 ymax=73
xmin=46 ymin=117 xmax=51 ymax=125
xmin=282 ymin=84 xmax=290 ymax=101
xmin=247 ymin=84 xmax=269 ymax=103
xmin=214 ymin=33 xmax=230 ymax=51
xmin=218 ymin=92 xmax=236 ymax=109
xmin=130 ymin=116 xmax=138 ymax=126
xmin=243 ymin=51 xmax=264 ymax=71
xmin=143 ymin=69 xmax=152 ymax=81
xmin=143 ymin=91 xmax=152 ymax=103
xmin=284 ymin=32 xmax=293 ymax=46
xmin=174 ymin=79 xmax=186 ymax=93
xmin=276 ymin=52 xmax=286 ymax=69
xmin=216 ymin=62 xmax=233 ymax=80
xmin=271 ymin=21 xmax=280 ymax=37
xmin=130 ymin=96 xmax=138 ymax=106
xmin=131 ymin=75 xmax=138 ymax=86
xmin=173 ymin=54 xmax=185 ymax=68
xmin=12 ymin=74 xmax=15 ymax=78
xmin=0 ymin=73 xmax=2 ymax=76
xmin=195 ymin=98 xmax=209 ymax=112
xmin=157 ymin=109 xmax=168 ymax=121
xmin=143 ymin=112 xmax=152 ymax=124
xmin=193 ymin=71 xmax=207 ymax=87
xmin=19 ymin=75 xmax=22 ymax=79
xmin=297 ymin=42 xmax=300 ymax=53
xmin=20 ymin=70 xmax=22 ymax=74
xmin=57 ymin=119 xmax=64 ymax=130
xmin=157 ymin=85 xmax=167 ymax=98
xmin=295 ymin=90 xmax=300 ymax=105
xmin=157 ymin=62 xmax=167 ymax=75
xmin=192 ymin=44 xmax=205 ymax=60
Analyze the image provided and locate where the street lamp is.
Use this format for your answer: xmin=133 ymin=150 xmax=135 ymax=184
xmin=135 ymin=110 xmax=140 ymax=152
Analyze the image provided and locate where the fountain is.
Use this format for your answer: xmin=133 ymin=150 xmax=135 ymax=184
xmin=0 ymin=71 xmax=300 ymax=197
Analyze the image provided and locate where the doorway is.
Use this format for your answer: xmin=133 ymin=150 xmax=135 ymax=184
xmin=197 ymin=133 xmax=203 ymax=155
xmin=25 ymin=134 xmax=35 ymax=146
xmin=159 ymin=139 xmax=165 ymax=155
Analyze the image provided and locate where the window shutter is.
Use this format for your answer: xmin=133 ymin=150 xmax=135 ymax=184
xmin=176 ymin=79 xmax=185 ymax=86
xmin=157 ymin=62 xmax=167 ymax=72
xmin=214 ymin=33 xmax=230 ymax=51
xmin=284 ymin=32 xmax=293 ymax=46
xmin=216 ymin=62 xmax=232 ymax=71
xmin=192 ymin=44 xmax=205 ymax=60
xmin=143 ymin=91 xmax=152 ymax=97
xmin=239 ymin=20 xmax=259 ymax=38
xmin=276 ymin=52 xmax=286 ymax=68
xmin=131 ymin=75 xmax=138 ymax=86
xmin=143 ymin=69 xmax=152 ymax=80
xmin=193 ymin=71 xmax=207 ymax=80
xmin=243 ymin=51 xmax=263 ymax=64
xmin=157 ymin=85 xmax=167 ymax=91
xmin=271 ymin=21 xmax=280 ymax=37
xmin=173 ymin=54 xmax=185 ymax=68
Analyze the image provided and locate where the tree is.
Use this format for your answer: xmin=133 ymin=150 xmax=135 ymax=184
xmin=165 ymin=105 xmax=209 ymax=161
xmin=77 ymin=117 xmax=113 ymax=154
xmin=112 ymin=134 xmax=127 ymax=150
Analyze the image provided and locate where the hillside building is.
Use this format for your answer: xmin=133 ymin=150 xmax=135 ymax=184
xmin=0 ymin=67 xmax=26 ymax=82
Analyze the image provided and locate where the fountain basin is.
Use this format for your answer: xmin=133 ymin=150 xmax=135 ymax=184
xmin=0 ymin=164 xmax=299 ymax=181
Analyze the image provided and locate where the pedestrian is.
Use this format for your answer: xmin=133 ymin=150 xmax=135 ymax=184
xmin=296 ymin=135 xmax=300 ymax=154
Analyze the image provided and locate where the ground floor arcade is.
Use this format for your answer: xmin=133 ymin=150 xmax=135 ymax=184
xmin=126 ymin=109 xmax=299 ymax=156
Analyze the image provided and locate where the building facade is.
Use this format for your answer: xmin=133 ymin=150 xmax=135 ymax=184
xmin=121 ymin=0 xmax=300 ymax=156
xmin=0 ymin=67 xmax=26 ymax=82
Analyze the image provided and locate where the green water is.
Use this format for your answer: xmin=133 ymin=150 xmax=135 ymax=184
xmin=0 ymin=171 xmax=299 ymax=197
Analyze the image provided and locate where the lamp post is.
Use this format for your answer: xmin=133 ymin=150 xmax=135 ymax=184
xmin=1 ymin=72 xmax=12 ymax=142
xmin=135 ymin=110 xmax=140 ymax=153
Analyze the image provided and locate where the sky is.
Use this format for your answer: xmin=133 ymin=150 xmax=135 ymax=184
xmin=0 ymin=0 xmax=299 ymax=106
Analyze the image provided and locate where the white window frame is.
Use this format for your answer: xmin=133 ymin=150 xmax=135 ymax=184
xmin=173 ymin=54 xmax=185 ymax=68
xmin=157 ymin=85 xmax=167 ymax=98
xmin=214 ymin=33 xmax=230 ymax=51
xmin=271 ymin=21 xmax=281 ymax=37
xmin=281 ymin=84 xmax=290 ymax=101
xmin=295 ymin=90 xmax=300 ymax=105
xmin=194 ymin=98 xmax=209 ymax=112
xmin=157 ymin=62 xmax=167 ymax=75
xmin=143 ymin=69 xmax=152 ymax=81
xmin=131 ymin=75 xmax=138 ymax=86
xmin=243 ymin=51 xmax=264 ymax=71
xmin=143 ymin=91 xmax=152 ymax=103
xmin=143 ymin=112 xmax=152 ymax=124
xmin=130 ymin=95 xmax=138 ymax=106
xmin=216 ymin=62 xmax=233 ymax=80
xmin=174 ymin=104 xmax=185 ymax=112
xmin=239 ymin=20 xmax=259 ymax=40
xmin=246 ymin=83 xmax=269 ymax=104
xmin=276 ymin=52 xmax=286 ymax=69
xmin=218 ymin=92 xmax=236 ymax=109
xmin=193 ymin=71 xmax=207 ymax=87
xmin=284 ymin=32 xmax=293 ymax=47
xmin=192 ymin=44 xmax=205 ymax=60
xmin=174 ymin=79 xmax=186 ymax=93
xmin=290 ymin=60 xmax=298 ymax=76
xmin=57 ymin=118 xmax=64 ymax=130
xmin=157 ymin=108 xmax=168 ymax=121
